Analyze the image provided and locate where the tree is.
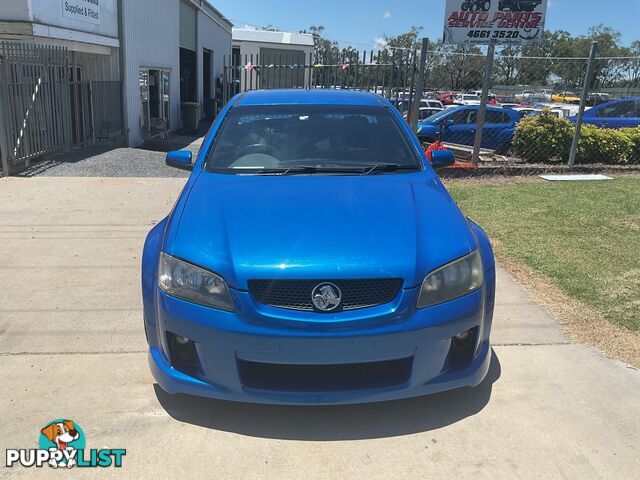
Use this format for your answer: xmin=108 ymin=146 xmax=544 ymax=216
xmin=495 ymin=45 xmax=522 ymax=85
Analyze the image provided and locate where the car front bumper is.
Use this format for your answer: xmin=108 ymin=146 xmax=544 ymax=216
xmin=146 ymin=270 xmax=495 ymax=405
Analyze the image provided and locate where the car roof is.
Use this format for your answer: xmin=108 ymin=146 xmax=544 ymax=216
xmin=235 ymin=89 xmax=385 ymax=107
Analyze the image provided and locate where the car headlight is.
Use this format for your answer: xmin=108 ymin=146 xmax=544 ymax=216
xmin=158 ymin=252 xmax=234 ymax=312
xmin=417 ymin=250 xmax=483 ymax=309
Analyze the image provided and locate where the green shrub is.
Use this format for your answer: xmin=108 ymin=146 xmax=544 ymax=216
xmin=619 ymin=127 xmax=640 ymax=164
xmin=513 ymin=112 xmax=638 ymax=165
xmin=513 ymin=111 xmax=573 ymax=163
xmin=576 ymin=125 xmax=634 ymax=164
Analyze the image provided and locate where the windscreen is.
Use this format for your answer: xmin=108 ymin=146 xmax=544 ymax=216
xmin=204 ymin=104 xmax=420 ymax=174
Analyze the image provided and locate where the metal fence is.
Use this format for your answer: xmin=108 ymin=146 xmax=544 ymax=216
xmin=223 ymin=48 xmax=421 ymax=108
xmin=0 ymin=42 xmax=123 ymax=175
xmin=223 ymin=42 xmax=640 ymax=168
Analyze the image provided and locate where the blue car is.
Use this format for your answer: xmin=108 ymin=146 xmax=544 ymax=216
xmin=142 ymin=90 xmax=496 ymax=405
xmin=417 ymin=106 xmax=520 ymax=152
xmin=571 ymin=97 xmax=640 ymax=128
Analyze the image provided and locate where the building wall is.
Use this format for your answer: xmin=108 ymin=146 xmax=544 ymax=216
xmin=73 ymin=50 xmax=120 ymax=81
xmin=1 ymin=1 xmax=32 ymax=22
xmin=196 ymin=8 xmax=232 ymax=109
xmin=31 ymin=0 xmax=118 ymax=38
xmin=233 ymin=41 xmax=313 ymax=91
xmin=0 ymin=1 xmax=120 ymax=81
xmin=121 ymin=0 xmax=181 ymax=146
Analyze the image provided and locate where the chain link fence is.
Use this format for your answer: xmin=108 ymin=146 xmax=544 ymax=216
xmin=420 ymin=46 xmax=640 ymax=166
xmin=223 ymin=44 xmax=640 ymax=168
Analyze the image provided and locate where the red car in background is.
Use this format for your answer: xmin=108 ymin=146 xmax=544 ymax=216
xmin=440 ymin=93 xmax=458 ymax=105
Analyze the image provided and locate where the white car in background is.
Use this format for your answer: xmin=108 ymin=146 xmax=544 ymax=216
xmin=498 ymin=103 xmax=521 ymax=109
xmin=422 ymin=99 xmax=444 ymax=109
xmin=453 ymin=94 xmax=482 ymax=106
xmin=514 ymin=90 xmax=536 ymax=102
xmin=535 ymin=89 xmax=555 ymax=101
xmin=403 ymin=107 xmax=445 ymax=122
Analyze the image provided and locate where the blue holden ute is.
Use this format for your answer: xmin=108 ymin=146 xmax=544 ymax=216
xmin=142 ymin=90 xmax=496 ymax=405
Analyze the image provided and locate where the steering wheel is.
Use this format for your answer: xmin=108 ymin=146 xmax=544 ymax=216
xmin=236 ymin=143 xmax=274 ymax=157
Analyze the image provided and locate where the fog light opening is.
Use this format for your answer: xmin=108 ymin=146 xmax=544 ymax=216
xmin=448 ymin=327 xmax=478 ymax=368
xmin=166 ymin=332 xmax=199 ymax=375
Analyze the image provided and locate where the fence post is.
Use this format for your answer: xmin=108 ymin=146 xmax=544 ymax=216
xmin=568 ymin=41 xmax=598 ymax=168
xmin=0 ymin=43 xmax=10 ymax=174
xmin=410 ymin=38 xmax=429 ymax=134
xmin=472 ymin=42 xmax=496 ymax=164
xmin=0 ymin=95 xmax=9 ymax=174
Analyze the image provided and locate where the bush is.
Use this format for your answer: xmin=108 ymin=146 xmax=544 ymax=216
xmin=513 ymin=111 xmax=573 ymax=163
xmin=576 ymin=125 xmax=634 ymax=164
xmin=619 ymin=128 xmax=640 ymax=164
xmin=513 ymin=112 xmax=638 ymax=165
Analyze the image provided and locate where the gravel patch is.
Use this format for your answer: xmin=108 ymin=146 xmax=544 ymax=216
xmin=20 ymin=145 xmax=191 ymax=178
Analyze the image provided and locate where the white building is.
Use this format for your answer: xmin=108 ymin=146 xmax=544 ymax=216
xmin=121 ymin=0 xmax=232 ymax=146
xmin=0 ymin=0 xmax=120 ymax=81
xmin=232 ymin=29 xmax=314 ymax=92
xmin=0 ymin=0 xmax=232 ymax=147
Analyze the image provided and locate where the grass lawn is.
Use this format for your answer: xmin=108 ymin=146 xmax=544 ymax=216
xmin=447 ymin=177 xmax=640 ymax=331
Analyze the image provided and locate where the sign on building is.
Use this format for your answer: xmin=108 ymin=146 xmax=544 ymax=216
xmin=62 ymin=0 xmax=102 ymax=25
xmin=443 ymin=0 xmax=548 ymax=46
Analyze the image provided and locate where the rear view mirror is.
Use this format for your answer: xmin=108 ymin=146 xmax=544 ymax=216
xmin=430 ymin=150 xmax=455 ymax=170
xmin=166 ymin=150 xmax=193 ymax=171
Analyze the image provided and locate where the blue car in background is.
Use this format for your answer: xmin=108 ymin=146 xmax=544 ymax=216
xmin=142 ymin=89 xmax=496 ymax=405
xmin=417 ymin=106 xmax=520 ymax=153
xmin=571 ymin=97 xmax=640 ymax=128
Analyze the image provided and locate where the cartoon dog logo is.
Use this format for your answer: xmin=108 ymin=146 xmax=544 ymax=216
xmin=40 ymin=420 xmax=80 ymax=468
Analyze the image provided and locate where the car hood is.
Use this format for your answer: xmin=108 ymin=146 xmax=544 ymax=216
xmin=170 ymin=172 xmax=476 ymax=290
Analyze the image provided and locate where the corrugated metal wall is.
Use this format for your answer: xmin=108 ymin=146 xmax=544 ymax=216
xmin=122 ymin=0 xmax=181 ymax=146
xmin=179 ymin=1 xmax=196 ymax=52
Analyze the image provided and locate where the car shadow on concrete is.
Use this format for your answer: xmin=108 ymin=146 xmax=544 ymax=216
xmin=154 ymin=349 xmax=501 ymax=440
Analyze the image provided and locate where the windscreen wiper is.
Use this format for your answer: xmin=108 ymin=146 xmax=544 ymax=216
xmin=363 ymin=163 xmax=420 ymax=175
xmin=255 ymin=165 xmax=369 ymax=175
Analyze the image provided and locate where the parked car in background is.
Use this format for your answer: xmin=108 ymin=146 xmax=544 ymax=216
xmin=498 ymin=103 xmax=521 ymax=109
xmin=571 ymin=97 xmax=640 ymax=128
xmin=551 ymin=91 xmax=581 ymax=104
xmin=423 ymin=91 xmax=441 ymax=100
xmin=587 ymin=92 xmax=613 ymax=106
xmin=417 ymin=107 xmax=445 ymax=120
xmin=492 ymin=95 xmax=517 ymax=104
xmin=513 ymin=107 xmax=541 ymax=119
xmin=417 ymin=105 xmax=520 ymax=152
xmin=395 ymin=99 xmax=444 ymax=115
xmin=146 ymin=89 xmax=496 ymax=404
xmin=440 ymin=93 xmax=459 ymax=105
xmin=454 ymin=94 xmax=482 ymax=106
xmin=404 ymin=107 xmax=446 ymax=122
xmin=514 ymin=90 xmax=536 ymax=102
xmin=534 ymin=89 xmax=555 ymax=101
xmin=522 ymin=95 xmax=555 ymax=107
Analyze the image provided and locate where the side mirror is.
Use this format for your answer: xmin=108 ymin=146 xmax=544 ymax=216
xmin=430 ymin=150 xmax=455 ymax=170
xmin=165 ymin=150 xmax=193 ymax=171
xmin=443 ymin=118 xmax=455 ymax=128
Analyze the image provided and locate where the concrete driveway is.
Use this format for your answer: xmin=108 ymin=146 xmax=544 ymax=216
xmin=1 ymin=176 xmax=639 ymax=479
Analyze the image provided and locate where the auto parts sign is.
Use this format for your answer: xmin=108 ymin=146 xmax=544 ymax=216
xmin=443 ymin=0 xmax=548 ymax=45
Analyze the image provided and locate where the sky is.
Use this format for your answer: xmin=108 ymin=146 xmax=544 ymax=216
xmin=212 ymin=0 xmax=639 ymax=48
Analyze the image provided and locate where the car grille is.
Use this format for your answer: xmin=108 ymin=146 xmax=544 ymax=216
xmin=238 ymin=357 xmax=413 ymax=391
xmin=248 ymin=278 xmax=403 ymax=312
